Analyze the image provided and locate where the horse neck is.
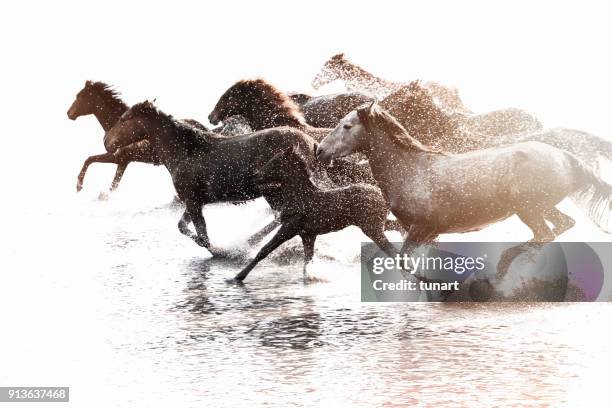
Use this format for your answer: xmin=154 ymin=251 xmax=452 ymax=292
xmin=336 ymin=60 xmax=391 ymax=89
xmin=93 ymin=97 xmax=129 ymax=131
xmin=249 ymin=103 xmax=305 ymax=131
xmin=280 ymin=170 xmax=317 ymax=203
xmin=365 ymin=128 xmax=430 ymax=192
xmin=149 ymin=121 xmax=196 ymax=170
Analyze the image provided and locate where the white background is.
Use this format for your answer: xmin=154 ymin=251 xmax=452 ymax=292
xmin=1 ymin=1 xmax=612 ymax=406
xmin=1 ymin=0 xmax=612 ymax=199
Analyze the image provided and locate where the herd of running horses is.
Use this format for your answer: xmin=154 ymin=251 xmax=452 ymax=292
xmin=68 ymin=53 xmax=612 ymax=283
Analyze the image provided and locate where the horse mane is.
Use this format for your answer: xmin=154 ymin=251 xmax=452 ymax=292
xmin=228 ymin=79 xmax=307 ymax=128
xmin=381 ymin=80 xmax=459 ymax=143
xmin=131 ymin=101 xmax=222 ymax=150
xmin=86 ymin=81 xmax=128 ymax=109
xmin=358 ymin=103 xmax=446 ymax=155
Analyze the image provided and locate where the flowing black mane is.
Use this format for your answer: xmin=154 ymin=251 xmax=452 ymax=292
xmin=358 ymin=104 xmax=445 ymax=154
xmin=86 ymin=81 xmax=129 ymax=110
xmin=131 ymin=101 xmax=224 ymax=151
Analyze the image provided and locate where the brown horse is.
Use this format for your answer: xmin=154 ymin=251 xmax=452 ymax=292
xmin=68 ymin=81 xmax=252 ymax=195
xmin=312 ymin=53 xmax=469 ymax=113
xmin=208 ymin=79 xmax=375 ymax=185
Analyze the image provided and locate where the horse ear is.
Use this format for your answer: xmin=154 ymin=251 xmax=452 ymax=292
xmin=85 ymin=80 xmax=92 ymax=87
xmin=368 ymin=99 xmax=378 ymax=115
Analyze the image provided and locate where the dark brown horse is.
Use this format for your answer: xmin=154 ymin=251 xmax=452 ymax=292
xmin=208 ymin=79 xmax=404 ymax=234
xmin=208 ymin=78 xmax=375 ymax=185
xmin=104 ymin=101 xmax=320 ymax=252
xmin=234 ymin=145 xmax=397 ymax=282
xmin=68 ymin=81 xmax=252 ymax=195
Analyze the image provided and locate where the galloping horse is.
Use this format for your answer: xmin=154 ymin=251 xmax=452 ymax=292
xmin=208 ymin=79 xmax=405 ymax=236
xmin=208 ymin=78 xmax=376 ymax=186
xmin=104 ymin=101 xmax=319 ymax=252
xmin=68 ymin=81 xmax=252 ymax=195
xmin=312 ymin=53 xmax=469 ymax=113
xmin=312 ymin=54 xmax=543 ymax=138
xmin=317 ymin=102 xmax=612 ymax=249
xmin=381 ymin=81 xmax=612 ymax=170
xmin=234 ymin=146 xmax=397 ymax=282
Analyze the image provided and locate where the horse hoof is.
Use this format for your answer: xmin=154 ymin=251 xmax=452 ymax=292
xmin=226 ymin=277 xmax=244 ymax=285
xmin=76 ymin=184 xmax=83 ymax=192
xmin=469 ymin=279 xmax=494 ymax=302
xmin=194 ymin=237 xmax=210 ymax=248
xmin=97 ymin=192 xmax=109 ymax=201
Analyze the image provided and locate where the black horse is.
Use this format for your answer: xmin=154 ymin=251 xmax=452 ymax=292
xmin=234 ymin=145 xmax=397 ymax=282
xmin=104 ymin=101 xmax=320 ymax=252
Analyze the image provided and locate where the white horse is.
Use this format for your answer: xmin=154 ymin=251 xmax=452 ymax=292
xmin=316 ymin=102 xmax=612 ymax=247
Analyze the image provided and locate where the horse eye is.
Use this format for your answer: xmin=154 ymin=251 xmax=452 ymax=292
xmin=343 ymin=124 xmax=352 ymax=130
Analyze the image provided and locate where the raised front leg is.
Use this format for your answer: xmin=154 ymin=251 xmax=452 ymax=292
xmin=234 ymin=219 xmax=301 ymax=282
xmin=76 ymin=152 xmax=118 ymax=192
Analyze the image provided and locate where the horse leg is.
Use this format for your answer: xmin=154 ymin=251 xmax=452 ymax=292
xmin=247 ymin=216 xmax=281 ymax=246
xmin=96 ymin=161 xmax=130 ymax=200
xmin=76 ymin=153 xmax=117 ymax=192
xmin=234 ymin=220 xmax=300 ymax=282
xmin=544 ymin=207 xmax=576 ymax=237
xmin=177 ymin=211 xmax=196 ymax=240
xmin=185 ymin=200 xmax=211 ymax=249
xmin=517 ymin=211 xmax=556 ymax=243
xmin=400 ymin=225 xmax=438 ymax=255
xmin=362 ymin=226 xmax=398 ymax=257
xmin=301 ymin=234 xmax=324 ymax=283
xmin=384 ymin=217 xmax=405 ymax=235
xmin=109 ymin=161 xmax=129 ymax=192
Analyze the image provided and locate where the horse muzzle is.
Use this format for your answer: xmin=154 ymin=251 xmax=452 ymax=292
xmin=208 ymin=111 xmax=220 ymax=126
xmin=315 ymin=145 xmax=333 ymax=165
xmin=67 ymin=108 xmax=77 ymax=120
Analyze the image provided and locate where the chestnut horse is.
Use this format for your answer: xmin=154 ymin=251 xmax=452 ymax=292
xmin=68 ymin=81 xmax=252 ymax=195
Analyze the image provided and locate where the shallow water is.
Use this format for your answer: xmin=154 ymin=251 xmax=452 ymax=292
xmin=2 ymin=170 xmax=612 ymax=407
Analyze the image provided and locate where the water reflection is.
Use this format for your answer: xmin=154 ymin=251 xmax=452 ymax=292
xmin=7 ymin=199 xmax=611 ymax=406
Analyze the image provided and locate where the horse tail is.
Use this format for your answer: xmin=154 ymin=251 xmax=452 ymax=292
xmin=516 ymin=128 xmax=612 ymax=173
xmin=570 ymin=154 xmax=612 ymax=233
